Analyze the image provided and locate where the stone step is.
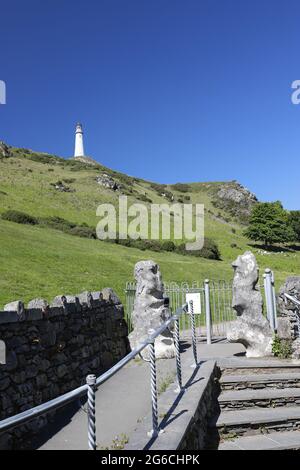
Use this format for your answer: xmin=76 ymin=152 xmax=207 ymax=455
xmin=212 ymin=405 xmax=300 ymax=436
xmin=220 ymin=372 xmax=300 ymax=391
xmin=219 ymin=387 xmax=300 ymax=409
xmin=219 ymin=430 xmax=300 ymax=450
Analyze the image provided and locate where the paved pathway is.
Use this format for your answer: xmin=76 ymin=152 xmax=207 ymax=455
xmin=34 ymin=341 xmax=244 ymax=450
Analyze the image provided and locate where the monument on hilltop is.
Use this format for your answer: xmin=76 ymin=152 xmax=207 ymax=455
xmin=74 ymin=122 xmax=85 ymax=157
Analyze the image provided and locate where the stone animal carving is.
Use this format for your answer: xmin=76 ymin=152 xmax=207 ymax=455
xmin=128 ymin=260 xmax=175 ymax=359
xmin=227 ymin=251 xmax=273 ymax=357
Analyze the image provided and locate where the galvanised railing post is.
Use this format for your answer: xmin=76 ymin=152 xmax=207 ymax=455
xmin=264 ymin=269 xmax=276 ymax=331
xmin=86 ymin=374 xmax=97 ymax=450
xmin=189 ymin=300 xmax=198 ymax=367
xmin=271 ymin=270 xmax=278 ymax=330
xmin=174 ymin=315 xmax=182 ymax=391
xmin=148 ymin=341 xmax=159 ymax=437
xmin=204 ymin=279 xmax=212 ymax=344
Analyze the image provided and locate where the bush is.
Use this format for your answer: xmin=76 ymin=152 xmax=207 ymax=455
xmin=1 ymin=210 xmax=38 ymax=225
xmin=170 ymin=183 xmax=190 ymax=193
xmin=63 ymin=178 xmax=76 ymax=184
xmin=137 ymin=194 xmax=152 ymax=203
xmin=150 ymin=182 xmax=166 ymax=192
xmin=69 ymin=226 xmax=96 ymax=239
xmin=272 ymin=335 xmax=292 ymax=359
xmin=161 ymin=241 xmax=175 ymax=252
xmin=175 ymin=238 xmax=221 ymax=260
xmin=40 ymin=216 xmax=76 ymax=231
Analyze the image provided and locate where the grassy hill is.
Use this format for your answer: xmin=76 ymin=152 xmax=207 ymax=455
xmin=0 ymin=144 xmax=299 ymax=307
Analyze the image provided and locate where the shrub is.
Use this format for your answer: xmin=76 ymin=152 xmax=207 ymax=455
xmin=63 ymin=178 xmax=76 ymax=184
xmin=175 ymin=238 xmax=221 ymax=260
xmin=149 ymin=182 xmax=166 ymax=192
xmin=1 ymin=210 xmax=38 ymax=225
xmin=170 ymin=183 xmax=190 ymax=193
xmin=40 ymin=216 xmax=76 ymax=231
xmin=161 ymin=241 xmax=175 ymax=252
xmin=137 ymin=194 xmax=152 ymax=203
xmin=69 ymin=226 xmax=96 ymax=239
xmin=272 ymin=334 xmax=292 ymax=359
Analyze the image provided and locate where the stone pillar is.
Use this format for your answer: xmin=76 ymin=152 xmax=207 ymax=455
xmin=227 ymin=251 xmax=273 ymax=357
xmin=128 ymin=260 xmax=175 ymax=359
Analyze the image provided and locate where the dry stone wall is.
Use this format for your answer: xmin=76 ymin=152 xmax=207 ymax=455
xmin=0 ymin=288 xmax=130 ymax=449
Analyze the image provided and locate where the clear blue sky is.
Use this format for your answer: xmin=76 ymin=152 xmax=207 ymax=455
xmin=1 ymin=0 xmax=299 ymax=209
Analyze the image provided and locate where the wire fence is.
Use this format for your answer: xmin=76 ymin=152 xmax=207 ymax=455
xmin=125 ymin=280 xmax=237 ymax=339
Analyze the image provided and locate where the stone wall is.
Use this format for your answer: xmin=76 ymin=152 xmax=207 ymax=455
xmin=0 ymin=288 xmax=130 ymax=449
xmin=125 ymin=360 xmax=219 ymax=451
xmin=178 ymin=363 xmax=220 ymax=450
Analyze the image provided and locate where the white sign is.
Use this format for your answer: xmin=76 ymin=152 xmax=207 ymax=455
xmin=186 ymin=293 xmax=201 ymax=314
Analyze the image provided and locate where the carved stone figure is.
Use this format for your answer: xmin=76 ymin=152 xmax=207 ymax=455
xmin=227 ymin=251 xmax=273 ymax=357
xmin=128 ymin=260 xmax=175 ymax=359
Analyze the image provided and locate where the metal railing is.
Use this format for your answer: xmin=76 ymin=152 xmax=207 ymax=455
xmin=125 ymin=279 xmax=235 ymax=339
xmin=125 ymin=272 xmax=278 ymax=340
xmin=284 ymin=293 xmax=300 ymax=337
xmin=0 ymin=302 xmax=195 ymax=450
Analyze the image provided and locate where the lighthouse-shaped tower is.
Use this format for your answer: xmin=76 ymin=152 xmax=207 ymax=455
xmin=74 ymin=123 xmax=85 ymax=157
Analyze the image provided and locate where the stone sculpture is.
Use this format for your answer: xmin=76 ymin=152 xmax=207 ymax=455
xmin=128 ymin=260 xmax=175 ymax=359
xmin=227 ymin=251 xmax=273 ymax=357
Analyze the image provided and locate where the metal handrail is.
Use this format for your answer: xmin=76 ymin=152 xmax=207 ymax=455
xmin=0 ymin=302 xmax=189 ymax=437
xmin=284 ymin=293 xmax=300 ymax=307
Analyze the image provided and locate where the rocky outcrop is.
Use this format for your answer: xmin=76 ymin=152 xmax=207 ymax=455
xmin=0 ymin=141 xmax=11 ymax=158
xmin=72 ymin=155 xmax=99 ymax=166
xmin=227 ymin=251 xmax=273 ymax=357
xmin=96 ymin=173 xmax=120 ymax=191
xmin=213 ymin=181 xmax=257 ymax=222
xmin=129 ymin=260 xmax=175 ymax=359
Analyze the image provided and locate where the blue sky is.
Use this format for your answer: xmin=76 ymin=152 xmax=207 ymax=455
xmin=0 ymin=0 xmax=299 ymax=209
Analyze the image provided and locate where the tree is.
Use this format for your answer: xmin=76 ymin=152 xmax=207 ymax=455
xmin=288 ymin=211 xmax=300 ymax=242
xmin=244 ymin=201 xmax=295 ymax=246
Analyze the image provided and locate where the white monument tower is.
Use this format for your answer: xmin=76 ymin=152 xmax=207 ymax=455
xmin=74 ymin=123 xmax=85 ymax=157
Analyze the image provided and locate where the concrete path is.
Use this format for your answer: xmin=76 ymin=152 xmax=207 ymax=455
xmin=34 ymin=341 xmax=244 ymax=450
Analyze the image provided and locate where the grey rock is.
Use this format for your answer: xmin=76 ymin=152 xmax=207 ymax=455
xmin=96 ymin=173 xmax=120 ymax=191
xmin=227 ymin=251 xmax=272 ymax=357
xmin=27 ymin=298 xmax=48 ymax=310
xmin=101 ymin=287 xmax=121 ymax=304
xmin=4 ymin=300 xmax=25 ymax=320
xmin=128 ymin=260 xmax=175 ymax=359
xmin=77 ymin=291 xmax=93 ymax=308
xmin=278 ymin=277 xmax=300 ymax=339
xmin=0 ymin=141 xmax=11 ymax=158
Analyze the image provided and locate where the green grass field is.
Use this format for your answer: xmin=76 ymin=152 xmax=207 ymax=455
xmin=0 ymin=147 xmax=299 ymax=307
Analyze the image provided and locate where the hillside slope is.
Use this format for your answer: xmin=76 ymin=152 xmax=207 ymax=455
xmin=0 ymin=143 xmax=299 ymax=306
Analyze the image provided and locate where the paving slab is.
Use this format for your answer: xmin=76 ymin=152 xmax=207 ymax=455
xmin=219 ymin=387 xmax=300 ymax=402
xmin=219 ymin=431 xmax=300 ymax=450
xmin=220 ymin=372 xmax=300 ymax=384
xmin=214 ymin=406 xmax=300 ymax=428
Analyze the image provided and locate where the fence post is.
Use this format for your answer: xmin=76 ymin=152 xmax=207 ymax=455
xmin=148 ymin=341 xmax=159 ymax=437
xmin=264 ymin=269 xmax=277 ymax=332
xmin=86 ymin=374 xmax=97 ymax=450
xmin=271 ymin=270 xmax=278 ymax=330
xmin=204 ymin=279 xmax=212 ymax=344
xmin=174 ymin=315 xmax=182 ymax=391
xmin=189 ymin=300 xmax=198 ymax=367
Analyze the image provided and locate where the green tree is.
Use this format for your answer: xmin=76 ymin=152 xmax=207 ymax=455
xmin=244 ymin=201 xmax=295 ymax=246
xmin=288 ymin=211 xmax=300 ymax=242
